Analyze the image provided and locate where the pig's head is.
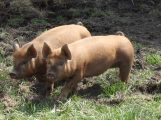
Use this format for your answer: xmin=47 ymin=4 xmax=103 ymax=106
xmin=9 ymin=43 xmax=37 ymax=79
xmin=42 ymin=42 xmax=71 ymax=81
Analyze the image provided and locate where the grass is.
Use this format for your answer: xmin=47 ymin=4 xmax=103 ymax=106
xmin=0 ymin=43 xmax=161 ymax=120
xmin=101 ymin=81 xmax=127 ymax=97
xmin=8 ymin=17 xmax=25 ymax=27
xmin=146 ymin=53 xmax=161 ymax=65
xmin=31 ymin=18 xmax=49 ymax=26
xmin=2 ymin=95 xmax=161 ymax=120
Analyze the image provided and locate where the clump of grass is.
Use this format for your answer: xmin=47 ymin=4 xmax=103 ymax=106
xmin=146 ymin=53 xmax=161 ymax=65
xmin=133 ymin=41 xmax=144 ymax=50
xmin=101 ymin=81 xmax=127 ymax=97
xmin=0 ymin=70 xmax=8 ymax=81
xmin=0 ymin=31 xmax=10 ymax=41
xmin=56 ymin=15 xmax=65 ymax=22
xmin=96 ymin=69 xmax=127 ymax=97
xmin=91 ymin=8 xmax=106 ymax=17
xmin=31 ymin=18 xmax=49 ymax=26
xmin=8 ymin=17 xmax=25 ymax=27
xmin=154 ymin=94 xmax=161 ymax=102
xmin=68 ymin=8 xmax=81 ymax=17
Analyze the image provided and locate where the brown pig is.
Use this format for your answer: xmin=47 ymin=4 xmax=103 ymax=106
xmin=43 ymin=34 xmax=134 ymax=100
xmin=9 ymin=24 xmax=91 ymax=96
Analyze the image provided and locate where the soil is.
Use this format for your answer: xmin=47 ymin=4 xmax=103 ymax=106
xmin=136 ymin=71 xmax=161 ymax=94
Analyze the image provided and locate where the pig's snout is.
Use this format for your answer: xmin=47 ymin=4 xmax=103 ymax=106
xmin=46 ymin=72 xmax=56 ymax=80
xmin=9 ymin=71 xmax=18 ymax=79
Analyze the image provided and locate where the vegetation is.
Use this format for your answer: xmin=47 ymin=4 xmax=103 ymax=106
xmin=146 ymin=53 xmax=161 ymax=65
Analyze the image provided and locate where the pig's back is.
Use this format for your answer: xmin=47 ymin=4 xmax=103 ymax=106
xmin=33 ymin=24 xmax=91 ymax=57
xmin=69 ymin=35 xmax=121 ymax=62
xmin=35 ymin=24 xmax=91 ymax=47
xmin=69 ymin=35 xmax=131 ymax=54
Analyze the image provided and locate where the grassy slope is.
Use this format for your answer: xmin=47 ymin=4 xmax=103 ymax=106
xmin=0 ymin=43 xmax=161 ymax=120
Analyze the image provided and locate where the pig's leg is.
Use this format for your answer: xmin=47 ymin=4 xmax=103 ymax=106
xmin=119 ymin=62 xmax=132 ymax=83
xmin=58 ymin=74 xmax=81 ymax=101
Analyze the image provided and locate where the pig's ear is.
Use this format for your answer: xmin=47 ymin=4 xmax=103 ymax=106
xmin=26 ymin=44 xmax=37 ymax=59
xmin=42 ymin=42 xmax=52 ymax=59
xmin=13 ymin=43 xmax=20 ymax=51
xmin=61 ymin=44 xmax=71 ymax=60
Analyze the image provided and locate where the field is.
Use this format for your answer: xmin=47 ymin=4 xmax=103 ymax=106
xmin=0 ymin=0 xmax=161 ymax=120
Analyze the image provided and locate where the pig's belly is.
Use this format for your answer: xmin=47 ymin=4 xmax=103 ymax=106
xmin=84 ymin=60 xmax=112 ymax=77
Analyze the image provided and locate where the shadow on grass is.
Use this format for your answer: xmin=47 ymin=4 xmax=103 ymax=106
xmin=77 ymin=83 xmax=103 ymax=99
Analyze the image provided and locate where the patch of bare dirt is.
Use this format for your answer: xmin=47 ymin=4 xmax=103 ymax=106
xmin=133 ymin=46 xmax=149 ymax=70
xmin=135 ymin=70 xmax=161 ymax=94
xmin=138 ymin=82 xmax=161 ymax=94
xmin=77 ymin=78 xmax=103 ymax=98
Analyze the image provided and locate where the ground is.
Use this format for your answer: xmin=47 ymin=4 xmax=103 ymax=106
xmin=0 ymin=0 xmax=161 ymax=120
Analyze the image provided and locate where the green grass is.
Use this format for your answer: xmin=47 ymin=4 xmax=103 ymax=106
xmin=0 ymin=68 xmax=158 ymax=120
xmin=0 ymin=43 xmax=161 ymax=120
xmin=146 ymin=53 xmax=161 ymax=65
xmin=102 ymin=81 xmax=127 ymax=97
xmin=97 ymin=69 xmax=128 ymax=97
xmin=2 ymin=95 xmax=161 ymax=120
xmin=154 ymin=94 xmax=161 ymax=102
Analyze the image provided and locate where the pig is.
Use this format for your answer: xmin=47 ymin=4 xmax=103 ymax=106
xmin=43 ymin=34 xmax=134 ymax=100
xmin=9 ymin=24 xmax=91 ymax=96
